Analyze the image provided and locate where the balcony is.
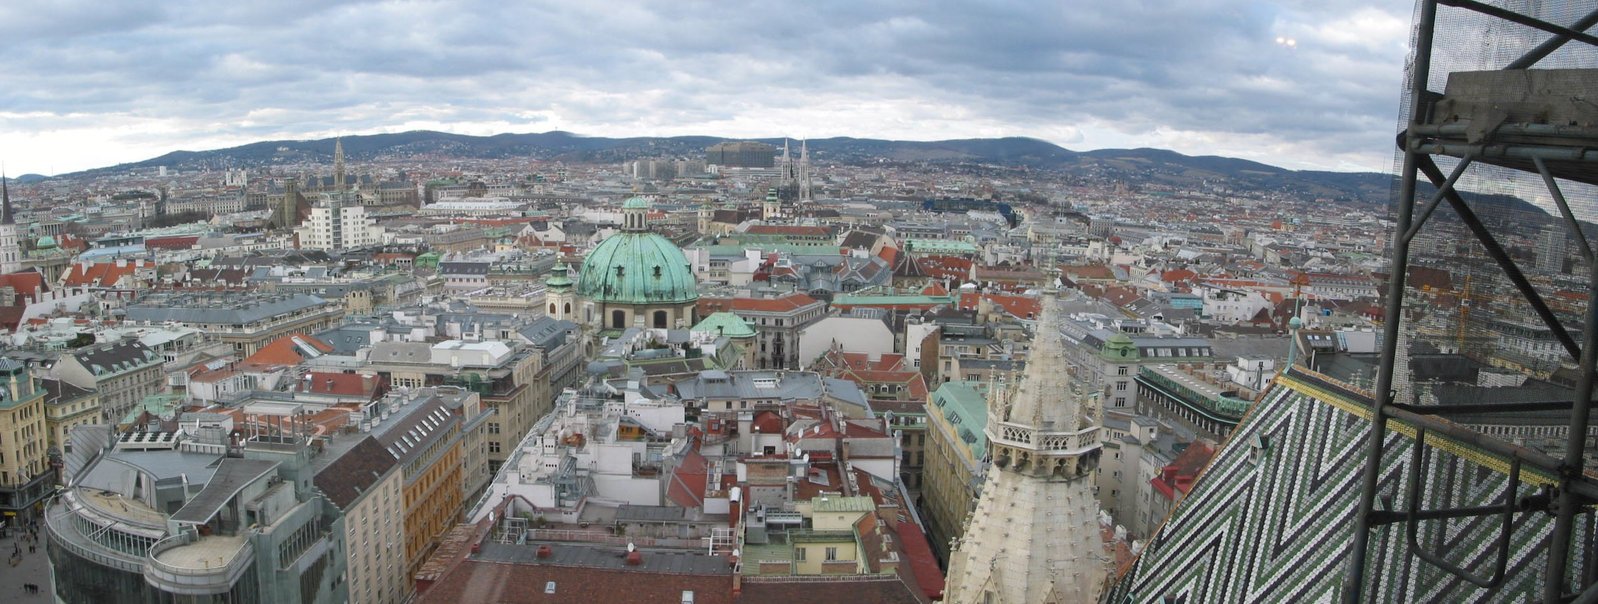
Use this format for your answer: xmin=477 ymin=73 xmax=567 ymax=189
xmin=988 ymin=421 xmax=1101 ymax=455
xmin=143 ymin=533 xmax=255 ymax=595
xmin=45 ymin=502 xmax=145 ymax=574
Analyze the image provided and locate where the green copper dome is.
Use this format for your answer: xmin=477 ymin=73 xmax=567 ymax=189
xmin=1100 ymin=332 xmax=1139 ymax=361
xmin=576 ymin=232 xmax=698 ymax=305
xmin=692 ymin=312 xmax=756 ymax=338
xmin=622 ymin=196 xmax=652 ymax=210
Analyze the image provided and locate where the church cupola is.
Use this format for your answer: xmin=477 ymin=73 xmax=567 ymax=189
xmin=621 ymin=196 xmax=651 ymax=232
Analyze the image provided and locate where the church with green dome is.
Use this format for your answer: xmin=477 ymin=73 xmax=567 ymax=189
xmin=557 ymin=197 xmax=699 ymax=330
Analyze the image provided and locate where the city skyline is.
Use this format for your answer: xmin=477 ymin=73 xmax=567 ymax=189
xmin=1 ymin=0 xmax=1411 ymax=176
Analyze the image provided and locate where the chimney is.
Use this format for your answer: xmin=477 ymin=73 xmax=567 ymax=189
xmin=536 ymin=545 xmax=553 ymax=559
xmin=625 ymin=551 xmax=643 ymax=566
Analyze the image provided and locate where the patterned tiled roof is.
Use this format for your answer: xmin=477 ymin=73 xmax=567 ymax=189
xmin=1109 ymin=368 xmax=1582 ymax=601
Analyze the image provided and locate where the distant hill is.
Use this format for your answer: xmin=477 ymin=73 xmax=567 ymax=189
xmin=70 ymin=130 xmax=1399 ymax=204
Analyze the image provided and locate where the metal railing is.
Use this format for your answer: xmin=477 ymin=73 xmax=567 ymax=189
xmin=143 ymin=533 xmax=254 ymax=594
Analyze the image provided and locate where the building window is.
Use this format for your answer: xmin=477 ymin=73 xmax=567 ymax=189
xmin=654 ymin=310 xmax=668 ymax=328
xmin=795 ymin=547 xmax=806 ymax=561
xmin=1117 ymin=366 xmax=1129 ymax=375
xmin=825 ymin=547 xmax=838 ymax=561
xmin=1116 ymin=382 xmax=1127 ymax=391
xmin=488 ymin=422 xmax=501 ymax=435
xmin=488 ymin=441 xmax=501 ymax=454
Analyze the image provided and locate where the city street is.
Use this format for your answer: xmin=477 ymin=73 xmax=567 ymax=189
xmin=0 ymin=523 xmax=54 ymax=600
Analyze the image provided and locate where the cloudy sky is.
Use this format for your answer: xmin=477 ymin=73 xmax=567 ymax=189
xmin=0 ymin=0 xmax=1415 ymax=176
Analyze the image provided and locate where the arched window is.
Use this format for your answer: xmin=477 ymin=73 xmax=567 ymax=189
xmin=564 ymin=302 xmax=572 ymax=315
xmin=612 ymin=310 xmax=626 ymax=329
xmin=654 ymin=310 xmax=668 ymax=328
xmin=549 ymin=303 xmax=556 ymax=314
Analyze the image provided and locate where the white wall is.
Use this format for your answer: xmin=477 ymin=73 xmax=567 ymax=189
xmin=798 ymin=317 xmax=895 ymax=369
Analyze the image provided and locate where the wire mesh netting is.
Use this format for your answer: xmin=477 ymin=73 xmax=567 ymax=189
xmin=1387 ymin=2 xmax=1598 ymax=447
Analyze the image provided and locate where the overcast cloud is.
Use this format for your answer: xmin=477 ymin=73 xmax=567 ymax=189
xmin=0 ymin=0 xmax=1415 ymax=175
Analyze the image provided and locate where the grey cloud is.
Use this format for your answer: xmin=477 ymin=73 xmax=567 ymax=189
xmin=1 ymin=0 xmax=1414 ymax=173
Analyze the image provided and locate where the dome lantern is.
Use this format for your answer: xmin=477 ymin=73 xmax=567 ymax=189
xmin=622 ymin=196 xmax=651 ymax=232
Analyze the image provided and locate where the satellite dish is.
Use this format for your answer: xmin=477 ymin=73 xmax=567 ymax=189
xmin=628 ymin=543 xmax=636 ymax=553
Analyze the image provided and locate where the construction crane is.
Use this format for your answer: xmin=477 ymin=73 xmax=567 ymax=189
xmin=1456 ymin=273 xmax=1473 ymax=355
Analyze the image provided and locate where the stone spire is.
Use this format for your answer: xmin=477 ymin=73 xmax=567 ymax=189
xmin=1 ymin=172 xmax=12 ymax=225
xmin=999 ymin=290 xmax=1090 ymax=431
xmin=780 ymin=137 xmax=790 ymax=175
xmin=799 ymin=139 xmax=812 ymax=201
xmin=333 ymin=138 xmax=346 ymax=192
xmin=944 ymin=288 xmax=1107 ymax=603
xmin=0 ymin=173 xmax=20 ymax=274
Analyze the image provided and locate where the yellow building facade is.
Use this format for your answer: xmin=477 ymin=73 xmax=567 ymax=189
xmin=0 ymin=359 xmax=50 ymax=522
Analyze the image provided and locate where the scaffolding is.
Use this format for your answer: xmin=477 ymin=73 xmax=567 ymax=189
xmin=1346 ymin=2 xmax=1598 ymax=602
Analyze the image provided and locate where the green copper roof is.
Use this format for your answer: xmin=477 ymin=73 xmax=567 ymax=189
xmin=691 ymin=312 xmax=756 ymax=338
xmin=546 ymin=262 xmax=573 ymax=290
xmin=622 ymin=196 xmax=651 ymax=210
xmin=932 ymin=381 xmax=990 ymax=463
xmin=577 ymin=231 xmax=698 ymax=305
xmin=811 ymin=495 xmax=875 ymax=513
xmin=1100 ymin=331 xmax=1139 ymax=361
xmin=905 ymin=238 xmax=980 ymax=254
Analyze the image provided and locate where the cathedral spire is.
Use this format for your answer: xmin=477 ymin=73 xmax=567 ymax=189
xmin=943 ymin=287 xmax=1107 ymax=603
xmin=1001 ymin=288 xmax=1087 ymax=431
xmin=1 ymin=172 xmax=12 ymax=225
xmin=333 ymin=138 xmax=346 ymax=192
xmin=799 ymin=139 xmax=812 ymax=201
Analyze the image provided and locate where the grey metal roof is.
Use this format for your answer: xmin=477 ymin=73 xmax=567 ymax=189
xmin=71 ymin=340 xmax=160 ymax=376
xmin=170 ymin=458 xmax=279 ymax=524
xmin=367 ymin=341 xmax=434 ymax=364
xmin=439 ymin=262 xmax=491 ymax=275
xmin=615 ymin=505 xmax=687 ymax=523
xmin=673 ymin=370 xmax=829 ymax=401
xmin=519 ymin=316 xmax=578 ymax=351
xmin=314 ymin=324 xmax=376 ymax=356
xmin=125 ymin=293 xmax=332 ymax=326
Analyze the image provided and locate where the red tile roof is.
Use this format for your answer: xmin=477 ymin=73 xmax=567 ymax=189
xmin=297 ymin=372 xmax=381 ymax=398
xmin=0 ymin=271 xmax=46 ymax=305
xmin=243 ymin=333 xmax=335 ymax=367
xmin=918 ymin=255 xmax=972 ymax=281
xmin=61 ymin=260 xmax=156 ymax=288
xmin=1161 ymin=268 xmax=1197 ymax=283
xmin=957 ymin=291 xmax=1042 ymax=319
xmin=1061 ymin=263 xmax=1116 ymax=281
xmin=417 ymin=559 xmax=735 ymax=604
xmin=751 ymin=410 xmax=784 ymax=434
xmin=1151 ymin=441 xmax=1215 ymax=501
xmin=698 ymin=293 xmax=820 ymax=315
xmin=893 ymin=516 xmax=946 ymax=601
xmin=738 ymin=578 xmax=924 ymax=604
xmin=144 ymin=235 xmax=199 ymax=250
xmin=666 ymin=443 xmax=711 ymax=509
